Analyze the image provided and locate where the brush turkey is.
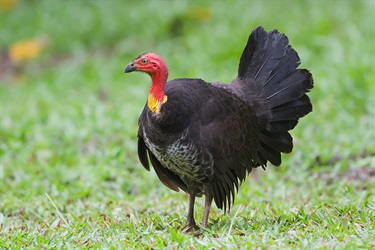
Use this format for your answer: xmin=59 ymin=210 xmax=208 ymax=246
xmin=124 ymin=26 xmax=313 ymax=229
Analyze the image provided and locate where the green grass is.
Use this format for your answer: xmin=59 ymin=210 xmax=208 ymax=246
xmin=1 ymin=0 xmax=374 ymax=248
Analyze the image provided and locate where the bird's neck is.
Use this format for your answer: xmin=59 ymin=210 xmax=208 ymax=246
xmin=148 ymin=69 xmax=168 ymax=114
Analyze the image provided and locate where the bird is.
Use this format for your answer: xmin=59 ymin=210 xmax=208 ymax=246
xmin=124 ymin=26 xmax=313 ymax=230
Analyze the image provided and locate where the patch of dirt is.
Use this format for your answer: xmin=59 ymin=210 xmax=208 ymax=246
xmin=313 ymin=150 xmax=375 ymax=167
xmin=343 ymin=167 xmax=375 ymax=182
xmin=311 ymin=150 xmax=374 ymax=188
xmin=313 ymin=167 xmax=375 ymax=190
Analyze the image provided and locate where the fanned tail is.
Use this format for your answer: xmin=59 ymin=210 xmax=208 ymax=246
xmin=233 ymin=26 xmax=313 ymax=166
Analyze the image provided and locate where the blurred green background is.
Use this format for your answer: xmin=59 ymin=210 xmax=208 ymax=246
xmin=0 ymin=0 xmax=374 ymax=248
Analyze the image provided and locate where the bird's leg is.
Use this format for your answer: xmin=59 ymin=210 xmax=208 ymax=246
xmin=202 ymin=192 xmax=213 ymax=227
xmin=183 ymin=193 xmax=197 ymax=231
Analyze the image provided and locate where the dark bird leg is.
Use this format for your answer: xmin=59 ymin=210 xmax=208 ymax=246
xmin=183 ymin=193 xmax=197 ymax=231
xmin=202 ymin=192 xmax=213 ymax=227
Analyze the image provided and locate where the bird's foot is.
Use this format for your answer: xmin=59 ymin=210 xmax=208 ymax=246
xmin=181 ymin=222 xmax=199 ymax=233
xmin=182 ymin=223 xmax=203 ymax=237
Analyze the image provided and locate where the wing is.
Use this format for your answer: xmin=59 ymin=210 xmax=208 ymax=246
xmin=197 ymin=85 xmax=262 ymax=212
xmin=137 ymin=107 xmax=188 ymax=193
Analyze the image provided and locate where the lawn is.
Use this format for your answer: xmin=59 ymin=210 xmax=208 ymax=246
xmin=1 ymin=0 xmax=374 ymax=249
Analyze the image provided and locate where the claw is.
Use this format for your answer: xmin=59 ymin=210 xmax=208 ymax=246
xmin=182 ymin=223 xmax=199 ymax=233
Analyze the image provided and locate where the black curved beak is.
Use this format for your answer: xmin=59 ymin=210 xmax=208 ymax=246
xmin=124 ymin=62 xmax=138 ymax=73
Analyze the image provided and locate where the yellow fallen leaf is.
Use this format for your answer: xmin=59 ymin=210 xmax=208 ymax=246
xmin=9 ymin=37 xmax=49 ymax=63
xmin=188 ymin=6 xmax=211 ymax=22
xmin=0 ymin=0 xmax=18 ymax=11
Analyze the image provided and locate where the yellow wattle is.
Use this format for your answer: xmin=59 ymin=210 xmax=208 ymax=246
xmin=148 ymin=93 xmax=168 ymax=114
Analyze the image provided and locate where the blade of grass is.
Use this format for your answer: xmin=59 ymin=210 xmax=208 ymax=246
xmin=45 ymin=193 xmax=69 ymax=227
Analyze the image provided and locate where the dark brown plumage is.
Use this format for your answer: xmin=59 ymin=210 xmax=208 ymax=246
xmin=124 ymin=26 xmax=313 ymax=229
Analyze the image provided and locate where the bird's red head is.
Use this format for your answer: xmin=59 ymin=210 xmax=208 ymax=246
xmin=124 ymin=52 xmax=168 ymax=78
xmin=124 ymin=52 xmax=169 ymax=114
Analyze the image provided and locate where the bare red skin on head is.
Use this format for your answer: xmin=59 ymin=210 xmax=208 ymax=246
xmin=133 ymin=52 xmax=168 ymax=101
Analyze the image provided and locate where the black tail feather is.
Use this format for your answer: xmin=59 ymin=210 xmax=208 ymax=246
xmin=259 ymin=130 xmax=293 ymax=153
xmin=265 ymin=69 xmax=313 ymax=108
xmin=258 ymin=142 xmax=282 ymax=166
xmin=263 ymin=43 xmax=300 ymax=87
xmin=271 ymin=95 xmax=313 ymax=121
xmin=238 ymin=27 xmax=293 ymax=85
xmin=235 ymin=26 xmax=313 ymax=166
xmin=266 ymin=120 xmax=298 ymax=133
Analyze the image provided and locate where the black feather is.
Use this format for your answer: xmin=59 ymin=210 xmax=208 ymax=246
xmin=258 ymin=142 xmax=282 ymax=166
xmin=259 ymin=131 xmax=293 ymax=153
xmin=271 ymin=95 xmax=313 ymax=121
xmin=266 ymin=70 xmax=313 ymax=108
xmin=234 ymin=26 xmax=313 ymax=167
xmin=263 ymin=44 xmax=300 ymax=87
xmin=149 ymin=151 xmax=187 ymax=192
xmin=267 ymin=120 xmax=299 ymax=133
xmin=213 ymin=181 xmax=224 ymax=210
xmin=137 ymin=136 xmax=150 ymax=171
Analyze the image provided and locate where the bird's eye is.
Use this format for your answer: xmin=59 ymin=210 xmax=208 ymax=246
xmin=141 ymin=58 xmax=148 ymax=64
